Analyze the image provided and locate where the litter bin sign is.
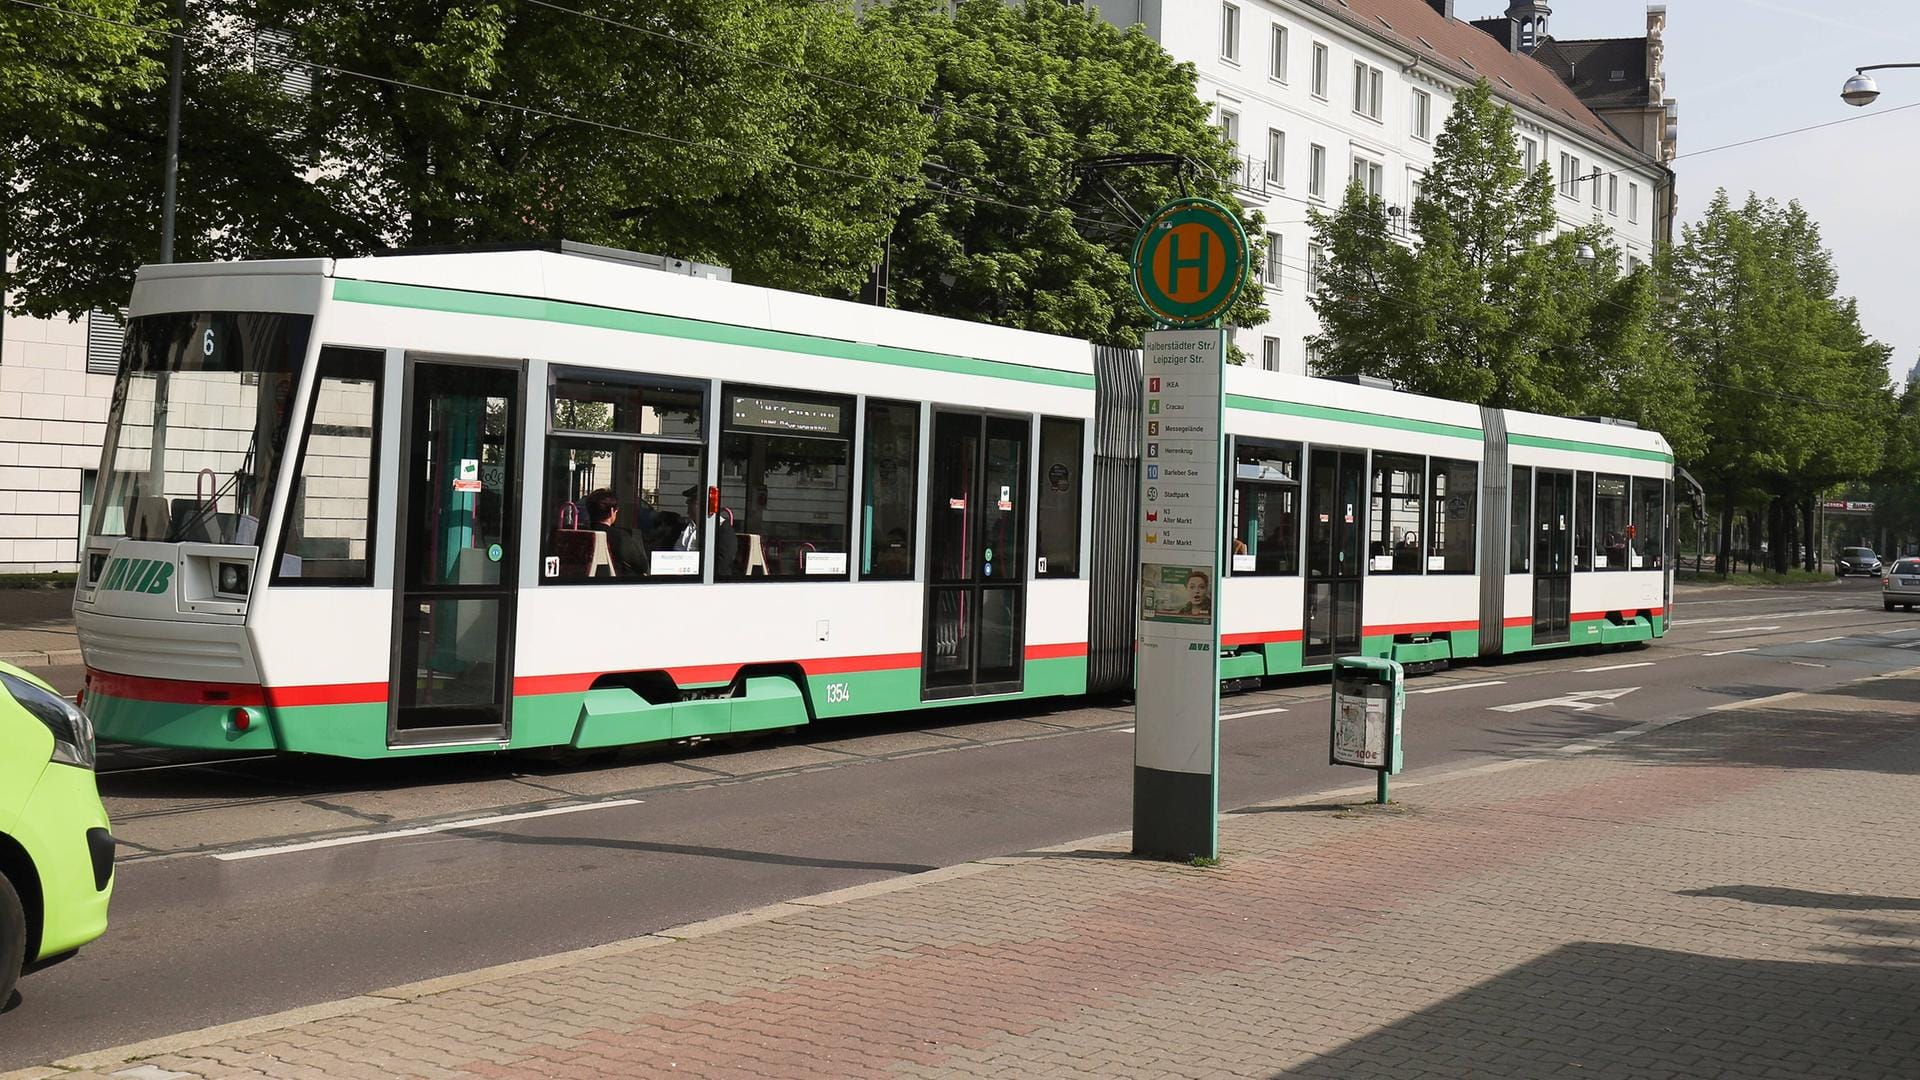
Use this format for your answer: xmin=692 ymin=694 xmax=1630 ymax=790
xmin=1331 ymin=656 xmax=1404 ymax=775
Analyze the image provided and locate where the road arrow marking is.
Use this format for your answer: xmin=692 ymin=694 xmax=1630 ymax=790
xmin=1491 ymin=687 xmax=1640 ymax=713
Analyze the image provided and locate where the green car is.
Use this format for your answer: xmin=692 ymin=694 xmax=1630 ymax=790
xmin=0 ymin=662 xmax=113 ymax=1009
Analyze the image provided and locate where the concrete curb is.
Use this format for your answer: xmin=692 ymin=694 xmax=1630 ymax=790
xmin=18 ymin=664 xmax=1920 ymax=1077
xmin=0 ymin=649 xmax=82 ymax=670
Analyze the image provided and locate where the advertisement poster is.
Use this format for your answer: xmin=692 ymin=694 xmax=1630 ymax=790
xmin=1142 ymin=563 xmax=1214 ymax=624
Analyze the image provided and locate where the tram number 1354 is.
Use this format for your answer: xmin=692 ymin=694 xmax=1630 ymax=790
xmin=824 ymin=683 xmax=852 ymax=704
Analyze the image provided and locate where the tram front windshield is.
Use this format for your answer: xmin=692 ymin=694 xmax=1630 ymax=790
xmin=90 ymin=311 xmax=313 ymax=547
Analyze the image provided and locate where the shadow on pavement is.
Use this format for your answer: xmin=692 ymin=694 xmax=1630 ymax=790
xmin=1678 ymin=885 xmax=1920 ymax=911
xmin=1586 ymin=699 xmax=1920 ymax=775
xmin=1275 ymin=942 xmax=1920 ymax=1078
xmin=458 ymin=827 xmax=938 ymax=875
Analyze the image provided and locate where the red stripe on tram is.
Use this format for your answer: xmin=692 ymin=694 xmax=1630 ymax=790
xmin=85 ymin=669 xmax=268 ymax=707
xmin=266 ymin=682 xmax=389 ymax=707
xmin=1363 ymin=619 xmax=1479 ymax=638
xmin=1220 ymin=629 xmax=1304 ymax=647
xmin=1024 ymin=641 xmax=1089 ymax=660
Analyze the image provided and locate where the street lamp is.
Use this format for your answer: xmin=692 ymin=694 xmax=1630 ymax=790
xmin=1840 ymin=63 xmax=1920 ymax=107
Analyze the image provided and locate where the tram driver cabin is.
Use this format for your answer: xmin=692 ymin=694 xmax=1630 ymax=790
xmin=72 ymin=247 xmax=1674 ymax=760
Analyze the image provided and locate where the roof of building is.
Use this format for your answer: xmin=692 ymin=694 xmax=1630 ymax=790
xmin=1532 ymin=37 xmax=1654 ymax=111
xmin=1293 ymin=0 xmax=1650 ymax=161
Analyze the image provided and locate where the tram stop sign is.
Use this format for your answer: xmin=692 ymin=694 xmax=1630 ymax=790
xmin=1130 ymin=197 xmax=1250 ymax=328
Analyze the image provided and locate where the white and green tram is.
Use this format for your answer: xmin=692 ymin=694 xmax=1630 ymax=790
xmin=74 ymin=245 xmax=1674 ymax=759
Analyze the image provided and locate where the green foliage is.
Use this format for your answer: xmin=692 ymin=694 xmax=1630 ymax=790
xmin=1305 ymin=80 xmax=1693 ymax=448
xmin=867 ymin=0 xmax=1265 ymax=351
xmin=6 ymin=0 xmax=934 ymax=315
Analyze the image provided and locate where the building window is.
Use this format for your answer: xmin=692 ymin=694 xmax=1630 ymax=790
xmin=1304 ymin=342 xmax=1324 ymax=370
xmin=1263 ymin=231 xmax=1283 ymax=287
xmin=720 ymin=386 xmax=854 ymax=580
xmin=861 ymin=400 xmax=918 ymax=579
xmin=1036 ymin=417 xmax=1083 ymax=578
xmin=542 ymin=368 xmax=708 ymax=582
xmin=1411 ymin=88 xmax=1431 ymax=140
xmin=1559 ymin=152 xmax=1575 ymax=198
xmin=1218 ymin=107 xmax=1239 ymax=150
xmin=1632 ymin=477 xmax=1665 ymax=570
xmin=1307 ymin=243 xmax=1325 ymax=292
xmin=1591 ymin=168 xmax=1602 ymax=208
xmin=1608 ymin=173 xmax=1619 ymax=214
xmin=1311 ymin=42 xmax=1328 ymax=98
xmin=1627 ymin=254 xmax=1643 ymax=273
xmin=1629 ymin=182 xmax=1639 ymax=223
xmin=1220 ymin=1 xmax=1240 ymax=62
xmin=1594 ymin=473 xmax=1629 ymax=571
xmin=1510 ymin=465 xmax=1532 ymax=573
xmin=1370 ymin=452 xmax=1424 ymax=574
xmin=1522 ymin=136 xmax=1539 ymax=172
xmin=1265 ymin=128 xmax=1284 ymax=186
xmin=1428 ymin=458 xmax=1477 ymax=574
xmin=85 ymin=309 xmax=126 ymax=376
xmin=274 ymin=347 xmax=383 ymax=585
xmin=1350 ymin=154 xmax=1383 ymax=199
xmin=1308 ymin=143 xmax=1326 ymax=199
xmin=1229 ymin=437 xmax=1300 ymax=575
xmin=1408 ymin=170 xmax=1425 ymax=208
xmin=1353 ymin=61 xmax=1383 ymax=120
xmin=1270 ymin=24 xmax=1288 ymax=82
xmin=1261 ymin=336 xmax=1283 ymax=372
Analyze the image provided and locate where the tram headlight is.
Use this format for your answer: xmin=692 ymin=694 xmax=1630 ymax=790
xmin=2 ymin=670 xmax=97 ymax=770
xmin=86 ymin=551 xmax=108 ymax=587
xmin=216 ymin=560 xmax=252 ymax=596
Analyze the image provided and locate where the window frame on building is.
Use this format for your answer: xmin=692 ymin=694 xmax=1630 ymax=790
xmin=1220 ymin=1 xmax=1241 ymax=63
xmin=1263 ymin=230 xmax=1283 ymax=287
xmin=1265 ymin=128 xmax=1285 ymax=186
xmin=1269 ymin=23 xmax=1288 ymax=83
xmin=1350 ymin=153 xmax=1384 ymax=199
xmin=1410 ymin=88 xmax=1431 ymax=141
xmin=1629 ymin=181 xmax=1640 ymax=223
xmin=1308 ymin=142 xmax=1327 ymax=200
xmin=1261 ymin=337 xmax=1284 ymax=372
xmin=1353 ymin=60 xmax=1384 ymax=121
xmin=1311 ymin=41 xmax=1329 ymax=99
xmin=1608 ymin=173 xmax=1619 ymax=215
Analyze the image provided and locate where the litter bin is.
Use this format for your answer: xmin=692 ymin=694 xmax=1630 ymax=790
xmin=1330 ymin=655 xmax=1405 ymax=802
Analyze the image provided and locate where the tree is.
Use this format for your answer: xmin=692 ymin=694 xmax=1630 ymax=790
xmin=1663 ymin=190 xmax=1894 ymax=574
xmin=867 ymin=0 xmax=1266 ymax=349
xmin=6 ymin=0 xmax=936 ymax=316
xmin=1305 ymin=80 xmax=1689 ymax=446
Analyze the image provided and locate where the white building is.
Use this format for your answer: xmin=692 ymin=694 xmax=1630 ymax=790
xmin=0 ymin=302 xmax=120 ymax=573
xmin=1086 ymin=0 xmax=1676 ymax=374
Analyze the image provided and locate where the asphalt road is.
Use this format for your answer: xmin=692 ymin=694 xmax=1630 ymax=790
xmin=4 ymin=577 xmax=1917 ymax=1067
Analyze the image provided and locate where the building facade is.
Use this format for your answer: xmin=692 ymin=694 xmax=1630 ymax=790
xmin=0 ymin=303 xmax=120 ymax=573
xmin=1087 ymin=0 xmax=1677 ymax=374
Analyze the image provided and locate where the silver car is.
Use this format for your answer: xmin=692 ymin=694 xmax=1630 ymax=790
xmin=1886 ymin=558 xmax=1920 ymax=611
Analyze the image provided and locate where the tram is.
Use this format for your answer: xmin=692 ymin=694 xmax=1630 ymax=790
xmin=73 ymin=245 xmax=1674 ymax=759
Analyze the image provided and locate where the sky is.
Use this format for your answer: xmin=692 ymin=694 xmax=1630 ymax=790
xmin=1539 ymin=0 xmax=1920 ymax=384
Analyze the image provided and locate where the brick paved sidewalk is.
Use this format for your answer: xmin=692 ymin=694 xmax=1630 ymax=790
xmin=18 ymin=671 xmax=1920 ymax=1080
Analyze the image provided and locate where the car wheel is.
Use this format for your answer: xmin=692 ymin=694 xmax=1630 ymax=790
xmin=0 ymin=872 xmax=24 ymax=1012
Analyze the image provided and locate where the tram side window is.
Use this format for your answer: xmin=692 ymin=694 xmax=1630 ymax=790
xmin=542 ymin=368 xmax=707 ymax=583
xmin=1631 ymin=477 xmax=1664 ymax=569
xmin=861 ymin=400 xmax=919 ymax=580
xmin=274 ymin=347 xmax=383 ymax=585
xmin=1229 ymin=437 xmax=1300 ymax=576
xmin=1509 ymin=466 xmax=1531 ymax=573
xmin=1036 ymin=417 xmax=1084 ymax=578
xmin=1369 ymin=452 xmax=1424 ymax=575
xmin=1574 ymin=471 xmax=1593 ymax=571
xmin=1594 ymin=473 xmax=1629 ymax=570
xmin=1427 ymin=458 xmax=1477 ymax=574
xmin=720 ymin=386 xmax=854 ymax=580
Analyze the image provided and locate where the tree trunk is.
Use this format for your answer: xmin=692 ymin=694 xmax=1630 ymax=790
xmin=1768 ymin=499 xmax=1788 ymax=575
xmin=1728 ymin=499 xmax=1743 ymax=576
xmin=1802 ymin=497 xmax=1816 ymax=573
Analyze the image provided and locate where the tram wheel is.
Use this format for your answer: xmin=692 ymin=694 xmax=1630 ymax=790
xmin=0 ymin=871 xmax=25 ymax=1012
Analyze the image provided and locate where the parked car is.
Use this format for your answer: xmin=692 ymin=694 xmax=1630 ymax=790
xmin=1 ymin=662 xmax=113 ymax=1010
xmin=1837 ymin=547 xmax=1884 ymax=577
xmin=1887 ymin=558 xmax=1920 ymax=612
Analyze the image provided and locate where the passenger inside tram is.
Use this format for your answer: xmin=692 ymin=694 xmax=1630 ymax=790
xmin=584 ymin=488 xmax=649 ymax=578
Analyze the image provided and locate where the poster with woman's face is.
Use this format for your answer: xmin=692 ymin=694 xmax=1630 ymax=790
xmin=1142 ymin=563 xmax=1212 ymax=624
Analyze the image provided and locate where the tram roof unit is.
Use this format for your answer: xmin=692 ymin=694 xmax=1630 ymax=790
xmin=131 ymin=249 xmax=1095 ymax=385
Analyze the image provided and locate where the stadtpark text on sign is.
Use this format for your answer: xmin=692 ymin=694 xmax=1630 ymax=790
xmin=1128 ymin=197 xmax=1251 ymax=329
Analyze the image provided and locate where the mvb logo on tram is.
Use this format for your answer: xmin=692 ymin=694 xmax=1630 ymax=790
xmin=100 ymin=557 xmax=176 ymax=595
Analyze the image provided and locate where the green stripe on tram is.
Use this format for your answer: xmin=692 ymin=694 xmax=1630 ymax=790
xmin=331 ymin=278 xmax=1098 ymax=390
xmin=1224 ymin=394 xmax=1482 ymax=441
xmin=1509 ymin=432 xmax=1673 ymax=463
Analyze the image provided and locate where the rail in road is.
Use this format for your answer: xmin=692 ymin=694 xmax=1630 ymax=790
xmin=2 ymin=578 xmax=1915 ymax=1067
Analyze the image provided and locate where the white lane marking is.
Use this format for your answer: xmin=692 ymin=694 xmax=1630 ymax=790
xmin=1806 ymin=636 xmax=1848 ymax=644
xmin=1791 ymin=661 xmax=1828 ymax=668
xmin=1577 ymin=661 xmax=1656 ymax=673
xmin=1680 ymin=609 xmax=1850 ymax=627
xmin=212 ymin=800 xmax=644 ymax=862
xmin=1896 ymin=641 xmax=1920 ymax=650
xmin=1678 ymin=596 xmax=1792 ymax=605
xmin=1221 ymin=705 xmax=1289 ymax=719
xmin=1491 ymin=687 xmax=1639 ymax=713
xmin=1709 ymin=625 xmax=1782 ymax=635
xmin=1703 ymin=647 xmax=1760 ymax=657
xmin=1410 ymin=680 xmax=1508 ymax=695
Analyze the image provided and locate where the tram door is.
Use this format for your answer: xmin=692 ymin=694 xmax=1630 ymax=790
xmin=390 ymin=357 xmax=525 ymax=746
xmin=1304 ymin=447 xmax=1367 ymax=666
xmin=923 ymin=412 xmax=1030 ymax=699
xmin=1533 ymin=469 xmax=1574 ymax=644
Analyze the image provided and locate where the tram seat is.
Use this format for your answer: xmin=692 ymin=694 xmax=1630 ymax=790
xmin=550 ymin=527 xmax=613 ymax=578
xmin=740 ymin=532 xmax=769 ymax=576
